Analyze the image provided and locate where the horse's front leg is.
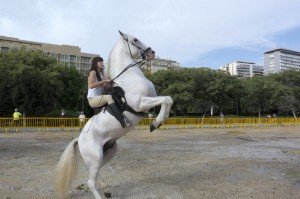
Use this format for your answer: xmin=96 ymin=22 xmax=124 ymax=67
xmin=139 ymin=96 xmax=173 ymax=132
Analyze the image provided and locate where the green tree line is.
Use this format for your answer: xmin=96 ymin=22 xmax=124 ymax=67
xmin=1 ymin=48 xmax=299 ymax=118
xmin=145 ymin=68 xmax=300 ymax=117
xmin=0 ymin=47 xmax=90 ymax=117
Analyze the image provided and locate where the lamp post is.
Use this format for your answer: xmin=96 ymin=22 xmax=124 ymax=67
xmin=236 ymin=98 xmax=239 ymax=116
xmin=82 ymin=91 xmax=86 ymax=112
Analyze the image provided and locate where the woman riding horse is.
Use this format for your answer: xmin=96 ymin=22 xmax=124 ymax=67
xmin=87 ymin=56 xmax=130 ymax=127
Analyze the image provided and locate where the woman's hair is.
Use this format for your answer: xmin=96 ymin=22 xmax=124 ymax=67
xmin=90 ymin=56 xmax=104 ymax=81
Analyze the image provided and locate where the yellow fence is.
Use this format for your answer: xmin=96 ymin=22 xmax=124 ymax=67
xmin=0 ymin=117 xmax=299 ymax=131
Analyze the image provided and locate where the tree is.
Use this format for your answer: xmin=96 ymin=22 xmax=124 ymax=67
xmin=271 ymin=70 xmax=300 ymax=115
xmin=240 ymin=75 xmax=294 ymax=116
xmin=0 ymin=48 xmax=86 ymax=116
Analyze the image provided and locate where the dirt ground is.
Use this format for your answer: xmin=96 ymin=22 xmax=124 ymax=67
xmin=0 ymin=126 xmax=300 ymax=199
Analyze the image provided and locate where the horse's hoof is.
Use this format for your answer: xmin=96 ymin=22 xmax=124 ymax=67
xmin=76 ymin=185 xmax=84 ymax=190
xmin=76 ymin=184 xmax=87 ymax=191
xmin=150 ymin=121 xmax=162 ymax=132
xmin=104 ymin=192 xmax=112 ymax=198
xmin=150 ymin=121 xmax=156 ymax=132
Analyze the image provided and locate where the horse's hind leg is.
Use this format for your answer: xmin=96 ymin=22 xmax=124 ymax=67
xmin=82 ymin=141 xmax=118 ymax=199
xmin=87 ymin=157 xmax=103 ymax=199
xmin=100 ymin=141 xmax=118 ymax=198
xmin=82 ymin=147 xmax=104 ymax=199
xmin=99 ymin=176 xmax=111 ymax=198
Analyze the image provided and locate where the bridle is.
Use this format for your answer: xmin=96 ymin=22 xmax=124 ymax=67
xmin=123 ymin=33 xmax=152 ymax=61
xmin=111 ymin=35 xmax=152 ymax=81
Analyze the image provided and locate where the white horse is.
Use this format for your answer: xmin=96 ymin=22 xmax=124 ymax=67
xmin=54 ymin=31 xmax=173 ymax=199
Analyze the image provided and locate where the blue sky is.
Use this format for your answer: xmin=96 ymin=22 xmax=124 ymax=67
xmin=195 ymin=26 xmax=300 ymax=68
xmin=1 ymin=0 xmax=300 ymax=69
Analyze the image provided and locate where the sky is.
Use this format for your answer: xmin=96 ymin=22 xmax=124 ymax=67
xmin=1 ymin=0 xmax=300 ymax=69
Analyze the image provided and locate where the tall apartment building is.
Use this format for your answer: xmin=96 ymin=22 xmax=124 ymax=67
xmin=220 ymin=61 xmax=264 ymax=78
xmin=264 ymin=48 xmax=300 ymax=75
xmin=143 ymin=57 xmax=180 ymax=73
xmin=0 ymin=35 xmax=99 ymax=73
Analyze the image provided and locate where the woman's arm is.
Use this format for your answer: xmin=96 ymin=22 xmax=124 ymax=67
xmin=88 ymin=71 xmax=111 ymax=89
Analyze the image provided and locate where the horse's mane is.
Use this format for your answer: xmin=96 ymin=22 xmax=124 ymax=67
xmin=104 ymin=38 xmax=120 ymax=79
xmin=104 ymin=60 xmax=110 ymax=79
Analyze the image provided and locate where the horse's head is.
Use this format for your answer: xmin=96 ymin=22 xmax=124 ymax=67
xmin=119 ymin=30 xmax=155 ymax=61
xmin=106 ymin=31 xmax=156 ymax=79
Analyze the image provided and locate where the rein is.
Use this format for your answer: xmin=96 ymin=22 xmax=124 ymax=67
xmin=111 ymin=59 xmax=145 ymax=81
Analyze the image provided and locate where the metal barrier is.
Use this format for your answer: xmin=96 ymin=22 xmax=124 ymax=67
xmin=155 ymin=117 xmax=300 ymax=128
xmin=0 ymin=117 xmax=299 ymax=132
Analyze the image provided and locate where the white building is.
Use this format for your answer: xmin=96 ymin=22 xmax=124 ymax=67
xmin=143 ymin=57 xmax=180 ymax=73
xmin=264 ymin=48 xmax=300 ymax=75
xmin=220 ymin=61 xmax=264 ymax=78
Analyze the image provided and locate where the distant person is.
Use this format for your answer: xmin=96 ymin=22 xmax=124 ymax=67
xmin=61 ymin=109 xmax=66 ymax=118
xmin=148 ymin=113 xmax=153 ymax=118
xmin=79 ymin=112 xmax=86 ymax=128
xmin=60 ymin=109 xmax=66 ymax=130
xmin=220 ymin=112 xmax=224 ymax=123
xmin=12 ymin=109 xmax=22 ymax=127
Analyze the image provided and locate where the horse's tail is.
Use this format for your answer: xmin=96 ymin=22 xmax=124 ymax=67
xmin=54 ymin=138 xmax=79 ymax=198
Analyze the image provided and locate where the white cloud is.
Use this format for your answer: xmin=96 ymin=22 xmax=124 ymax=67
xmin=1 ymin=0 xmax=300 ymax=67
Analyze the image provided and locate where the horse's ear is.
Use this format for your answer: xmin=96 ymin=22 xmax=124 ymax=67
xmin=119 ymin=30 xmax=124 ymax=37
xmin=119 ymin=30 xmax=128 ymax=41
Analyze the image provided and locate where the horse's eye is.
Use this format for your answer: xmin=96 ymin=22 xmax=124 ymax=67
xmin=133 ymin=38 xmax=139 ymax=43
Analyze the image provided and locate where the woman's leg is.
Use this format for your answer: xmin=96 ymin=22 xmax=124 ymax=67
xmin=88 ymin=95 xmax=130 ymax=128
xmin=107 ymin=103 xmax=131 ymax=128
xmin=88 ymin=95 xmax=114 ymax=108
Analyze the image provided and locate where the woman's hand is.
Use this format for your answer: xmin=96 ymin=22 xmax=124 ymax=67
xmin=103 ymin=79 xmax=112 ymax=90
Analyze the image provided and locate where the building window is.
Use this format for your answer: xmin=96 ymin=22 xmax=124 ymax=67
xmin=1 ymin=47 xmax=9 ymax=51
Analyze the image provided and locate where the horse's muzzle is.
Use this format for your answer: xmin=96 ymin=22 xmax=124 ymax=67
xmin=146 ymin=49 xmax=155 ymax=61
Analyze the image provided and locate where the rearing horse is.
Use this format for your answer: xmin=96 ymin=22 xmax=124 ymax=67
xmin=54 ymin=31 xmax=173 ymax=199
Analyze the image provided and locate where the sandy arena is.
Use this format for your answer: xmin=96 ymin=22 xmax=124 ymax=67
xmin=0 ymin=126 xmax=300 ymax=199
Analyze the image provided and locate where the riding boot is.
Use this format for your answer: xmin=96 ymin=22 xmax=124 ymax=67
xmin=107 ymin=103 xmax=131 ymax=128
